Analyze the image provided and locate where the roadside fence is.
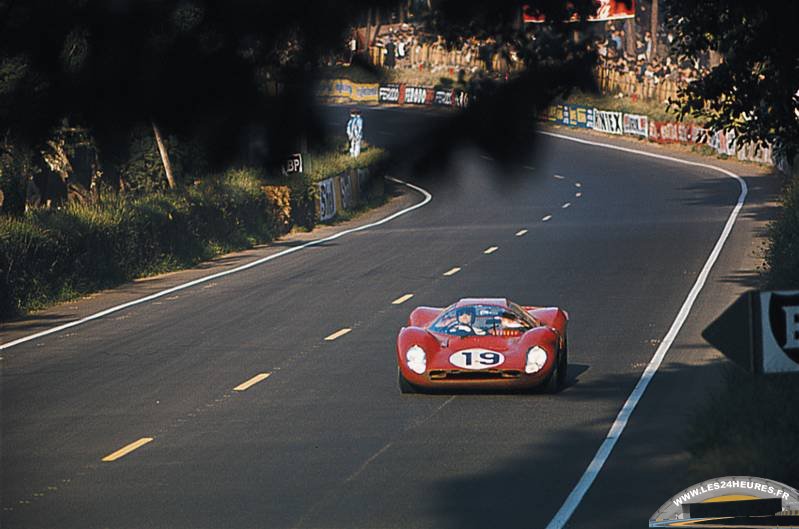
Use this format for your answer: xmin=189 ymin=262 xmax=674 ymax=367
xmin=595 ymin=66 xmax=680 ymax=103
xmin=542 ymin=103 xmax=781 ymax=167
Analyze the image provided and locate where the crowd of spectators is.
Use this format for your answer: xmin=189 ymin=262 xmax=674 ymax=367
xmin=356 ymin=23 xmax=521 ymax=78
xmin=341 ymin=16 xmax=709 ymax=96
xmin=593 ymin=22 xmax=709 ymax=87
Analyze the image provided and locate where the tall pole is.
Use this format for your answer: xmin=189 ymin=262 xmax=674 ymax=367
xmin=650 ymin=0 xmax=659 ymax=58
xmin=151 ymin=120 xmax=176 ymax=190
xmin=624 ymin=17 xmax=636 ymax=56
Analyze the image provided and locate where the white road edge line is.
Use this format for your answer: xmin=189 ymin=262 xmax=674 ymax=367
xmin=0 ymin=177 xmax=432 ymax=351
xmin=539 ymin=130 xmax=747 ymax=529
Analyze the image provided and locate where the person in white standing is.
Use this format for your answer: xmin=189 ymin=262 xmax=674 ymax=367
xmin=346 ymin=109 xmax=363 ymax=157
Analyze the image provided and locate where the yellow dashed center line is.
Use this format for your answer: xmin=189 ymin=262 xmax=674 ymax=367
xmin=233 ymin=373 xmax=271 ymax=391
xmin=325 ymin=328 xmax=352 ymax=341
xmin=102 ymin=437 xmax=154 ymax=462
xmin=515 ymin=229 xmax=528 ymax=236
xmin=553 ymin=174 xmax=566 ymax=180
xmin=392 ymin=294 xmax=414 ymax=305
xmin=576 ymin=192 xmax=582 ymax=198
xmin=562 ymin=202 xmax=571 ymax=209
xmin=484 ymin=246 xmax=499 ymax=254
xmin=542 ymin=215 xmax=552 ymax=222
xmin=443 ymin=267 xmax=461 ymax=276
xmin=575 ymin=182 xmax=582 ymax=188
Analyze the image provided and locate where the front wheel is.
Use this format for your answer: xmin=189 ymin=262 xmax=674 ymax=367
xmin=543 ymin=348 xmax=563 ymax=394
xmin=557 ymin=337 xmax=568 ymax=386
xmin=398 ymin=369 xmax=418 ymax=394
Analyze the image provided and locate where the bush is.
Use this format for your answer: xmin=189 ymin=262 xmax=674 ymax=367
xmin=118 ymin=125 xmax=209 ymax=194
xmin=764 ymin=177 xmax=799 ymax=289
xmin=0 ymin=137 xmax=36 ymax=215
xmin=0 ymin=168 xmax=275 ymax=318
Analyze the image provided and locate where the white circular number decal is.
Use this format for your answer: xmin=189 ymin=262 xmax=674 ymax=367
xmin=449 ymin=349 xmax=505 ymax=370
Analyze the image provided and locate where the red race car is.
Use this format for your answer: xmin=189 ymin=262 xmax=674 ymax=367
xmin=396 ymin=298 xmax=568 ymax=393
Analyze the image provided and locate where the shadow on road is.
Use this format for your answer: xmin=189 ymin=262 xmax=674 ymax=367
xmin=428 ymin=358 xmax=728 ymax=529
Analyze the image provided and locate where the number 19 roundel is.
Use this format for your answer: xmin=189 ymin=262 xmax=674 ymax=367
xmin=449 ymin=349 xmax=505 ymax=370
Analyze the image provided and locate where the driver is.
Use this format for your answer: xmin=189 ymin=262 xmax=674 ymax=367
xmin=450 ymin=307 xmax=486 ymax=335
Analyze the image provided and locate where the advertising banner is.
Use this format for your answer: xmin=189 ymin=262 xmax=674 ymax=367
xmin=623 ymin=113 xmax=648 ymax=137
xmin=524 ymin=0 xmax=635 ymax=23
xmin=546 ymin=104 xmax=567 ymax=125
xmin=339 ymin=171 xmax=355 ymax=210
xmin=350 ymin=83 xmax=379 ymax=103
xmin=710 ymin=129 xmax=737 ymax=156
xmin=317 ymin=79 xmax=352 ymax=99
xmin=453 ymin=90 xmax=470 ymax=108
xmin=593 ymin=109 xmax=623 ymax=134
xmin=649 ymin=121 xmax=680 ymax=143
xmin=565 ymin=104 xmax=594 ymax=129
xmin=378 ymin=84 xmax=400 ymax=103
xmin=403 ymin=85 xmax=432 ymax=105
xmin=317 ymin=178 xmax=336 ymax=221
xmin=433 ymin=89 xmax=453 ymax=107
xmin=317 ymin=79 xmax=378 ymax=102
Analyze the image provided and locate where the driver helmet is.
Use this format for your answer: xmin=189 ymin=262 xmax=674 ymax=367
xmin=456 ymin=306 xmax=476 ymax=322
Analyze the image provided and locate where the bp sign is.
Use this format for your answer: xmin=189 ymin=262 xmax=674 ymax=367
xmin=765 ymin=291 xmax=799 ymax=369
xmin=703 ymin=290 xmax=799 ymax=374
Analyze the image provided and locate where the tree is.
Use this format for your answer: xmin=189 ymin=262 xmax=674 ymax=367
xmin=665 ymin=1 xmax=799 ymax=158
xmin=0 ymin=0 xmax=620 ymax=193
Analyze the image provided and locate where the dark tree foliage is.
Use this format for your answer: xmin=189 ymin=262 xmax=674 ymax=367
xmin=0 ymin=0 xmax=614 ymax=182
xmin=665 ymin=1 xmax=799 ymax=157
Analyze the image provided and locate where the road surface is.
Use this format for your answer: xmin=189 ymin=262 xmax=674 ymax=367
xmin=1 ymin=105 xmax=779 ymax=528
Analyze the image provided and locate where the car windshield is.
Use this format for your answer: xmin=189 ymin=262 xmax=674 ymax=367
xmin=429 ymin=304 xmax=534 ymax=336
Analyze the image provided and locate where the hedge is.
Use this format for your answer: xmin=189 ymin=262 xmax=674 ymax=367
xmin=0 ymin=168 xmax=286 ymax=319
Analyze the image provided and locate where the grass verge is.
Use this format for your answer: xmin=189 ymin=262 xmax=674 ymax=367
xmin=687 ymin=168 xmax=799 ymax=485
xmin=687 ymin=367 xmax=799 ymax=486
xmin=1 ymin=145 xmax=389 ymax=320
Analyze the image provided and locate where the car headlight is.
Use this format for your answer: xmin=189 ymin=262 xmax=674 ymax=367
xmin=525 ymin=346 xmax=548 ymax=374
xmin=406 ymin=345 xmax=427 ymax=374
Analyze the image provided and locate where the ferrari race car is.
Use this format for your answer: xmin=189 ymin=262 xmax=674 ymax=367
xmin=397 ymin=298 xmax=568 ymax=393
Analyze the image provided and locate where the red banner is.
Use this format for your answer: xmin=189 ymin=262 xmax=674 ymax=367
xmin=523 ymin=1 xmax=635 ymax=23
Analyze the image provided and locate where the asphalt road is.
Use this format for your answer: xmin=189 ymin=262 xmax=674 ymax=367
xmin=1 ymin=105 xmax=778 ymax=529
